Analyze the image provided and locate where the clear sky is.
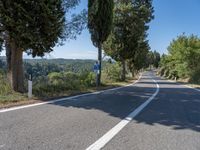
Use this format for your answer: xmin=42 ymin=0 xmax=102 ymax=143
xmin=1 ymin=0 xmax=200 ymax=59
xmin=148 ymin=0 xmax=200 ymax=54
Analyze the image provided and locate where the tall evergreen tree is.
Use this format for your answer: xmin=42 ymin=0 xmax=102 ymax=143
xmin=153 ymin=51 xmax=161 ymax=68
xmin=128 ymin=40 xmax=150 ymax=76
xmin=0 ymin=0 xmax=86 ymax=92
xmin=103 ymin=0 xmax=154 ymax=79
xmin=160 ymin=34 xmax=200 ymax=82
xmin=88 ymin=0 xmax=114 ymax=86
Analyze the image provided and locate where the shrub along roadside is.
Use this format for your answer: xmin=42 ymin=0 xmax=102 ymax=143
xmin=158 ymin=34 xmax=200 ymax=84
xmin=33 ymin=71 xmax=96 ymax=97
xmin=0 ymin=63 xmax=136 ymax=106
xmin=0 ymin=69 xmax=27 ymax=104
xmin=102 ymin=62 xmax=122 ymax=83
xmin=0 ymin=70 xmax=12 ymax=96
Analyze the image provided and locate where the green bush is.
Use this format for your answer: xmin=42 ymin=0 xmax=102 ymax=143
xmin=102 ymin=63 xmax=122 ymax=83
xmin=79 ymin=72 xmax=96 ymax=87
xmin=33 ymin=71 xmax=96 ymax=97
xmin=48 ymin=72 xmax=81 ymax=89
xmin=190 ymin=68 xmax=200 ymax=84
xmin=160 ymin=34 xmax=200 ymax=83
xmin=163 ymin=69 xmax=169 ymax=78
xmin=48 ymin=72 xmax=64 ymax=85
xmin=159 ymin=67 xmax=165 ymax=76
xmin=0 ymin=70 xmax=12 ymax=95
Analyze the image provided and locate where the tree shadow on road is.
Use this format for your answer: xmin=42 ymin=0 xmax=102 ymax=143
xmin=134 ymin=94 xmax=200 ymax=132
xmin=49 ymin=76 xmax=200 ymax=133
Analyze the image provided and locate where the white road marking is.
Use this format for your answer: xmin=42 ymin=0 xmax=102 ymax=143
xmin=86 ymin=79 xmax=159 ymax=150
xmin=167 ymin=79 xmax=200 ymax=92
xmin=0 ymin=74 xmax=143 ymax=113
xmin=183 ymin=85 xmax=200 ymax=92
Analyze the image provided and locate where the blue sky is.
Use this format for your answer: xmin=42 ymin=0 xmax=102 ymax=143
xmin=148 ymin=0 xmax=200 ymax=54
xmin=1 ymin=0 xmax=200 ymax=59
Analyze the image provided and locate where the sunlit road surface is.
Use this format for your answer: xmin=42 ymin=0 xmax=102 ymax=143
xmin=0 ymin=71 xmax=200 ymax=150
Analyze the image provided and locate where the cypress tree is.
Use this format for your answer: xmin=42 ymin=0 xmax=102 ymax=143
xmin=88 ymin=0 xmax=114 ymax=86
xmin=103 ymin=0 xmax=154 ymax=80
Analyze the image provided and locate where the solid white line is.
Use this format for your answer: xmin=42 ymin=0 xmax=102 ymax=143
xmin=183 ymin=85 xmax=200 ymax=92
xmin=0 ymin=74 xmax=143 ymax=113
xmin=86 ymin=79 xmax=159 ymax=150
xmin=166 ymin=79 xmax=200 ymax=92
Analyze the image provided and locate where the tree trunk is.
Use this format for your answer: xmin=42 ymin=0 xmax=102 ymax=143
xmin=132 ymin=71 xmax=135 ymax=78
xmin=97 ymin=44 xmax=102 ymax=86
xmin=121 ymin=59 xmax=126 ymax=81
xmin=6 ymin=40 xmax=24 ymax=93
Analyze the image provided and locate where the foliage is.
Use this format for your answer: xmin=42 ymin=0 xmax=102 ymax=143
xmin=88 ymin=0 xmax=114 ymax=86
xmin=1 ymin=0 xmax=62 ymax=56
xmin=0 ymin=70 xmax=12 ymax=95
xmin=0 ymin=59 xmax=6 ymax=70
xmin=0 ymin=68 xmax=27 ymax=103
xmin=159 ymin=34 xmax=200 ymax=83
xmin=25 ymin=60 xmax=124 ymax=97
xmin=79 ymin=72 xmax=96 ymax=87
xmin=0 ymin=37 xmax=3 ymax=52
xmin=128 ymin=49 xmax=160 ymax=75
xmin=145 ymin=51 xmax=161 ymax=68
xmin=33 ymin=71 xmax=96 ymax=97
xmin=102 ymin=62 xmax=122 ymax=82
xmin=88 ymin=0 xmax=114 ymax=47
xmin=128 ymin=43 xmax=149 ymax=73
xmin=23 ymin=59 xmax=95 ymax=80
xmin=0 ymin=0 xmax=86 ymax=56
xmin=22 ymin=59 xmax=97 ymax=97
xmin=0 ymin=0 xmax=86 ymax=92
xmin=0 ymin=58 xmax=134 ymax=100
xmin=103 ymin=0 xmax=154 ymax=77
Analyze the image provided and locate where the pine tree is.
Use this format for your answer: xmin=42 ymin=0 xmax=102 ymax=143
xmin=0 ymin=0 xmax=86 ymax=92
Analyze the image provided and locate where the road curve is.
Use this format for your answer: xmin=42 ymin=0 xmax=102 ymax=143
xmin=0 ymin=71 xmax=200 ymax=150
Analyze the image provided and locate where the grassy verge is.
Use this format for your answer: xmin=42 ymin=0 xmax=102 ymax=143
xmin=0 ymin=92 xmax=29 ymax=108
xmin=0 ymin=77 xmax=137 ymax=109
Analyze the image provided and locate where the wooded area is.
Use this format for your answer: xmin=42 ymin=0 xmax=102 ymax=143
xmin=159 ymin=34 xmax=200 ymax=83
xmin=0 ymin=0 xmax=164 ymax=104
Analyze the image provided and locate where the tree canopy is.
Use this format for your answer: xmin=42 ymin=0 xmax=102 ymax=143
xmin=0 ymin=0 xmax=86 ymax=57
xmin=159 ymin=34 xmax=200 ymax=83
xmin=103 ymin=0 xmax=154 ymax=79
xmin=88 ymin=0 xmax=114 ymax=86
xmin=88 ymin=0 xmax=114 ymax=47
xmin=0 ymin=0 xmax=86 ymax=92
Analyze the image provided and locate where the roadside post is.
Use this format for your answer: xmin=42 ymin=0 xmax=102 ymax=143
xmin=93 ymin=61 xmax=100 ymax=87
xmin=28 ymin=74 xmax=32 ymax=99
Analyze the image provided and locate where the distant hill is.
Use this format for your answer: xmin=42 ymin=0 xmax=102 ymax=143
xmin=23 ymin=58 xmax=96 ymax=64
xmin=0 ymin=56 xmax=96 ymax=64
xmin=30 ymin=58 xmax=94 ymax=67
xmin=0 ymin=56 xmax=112 ymax=80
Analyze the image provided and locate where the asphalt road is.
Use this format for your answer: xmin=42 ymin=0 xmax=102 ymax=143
xmin=0 ymin=71 xmax=200 ymax=150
